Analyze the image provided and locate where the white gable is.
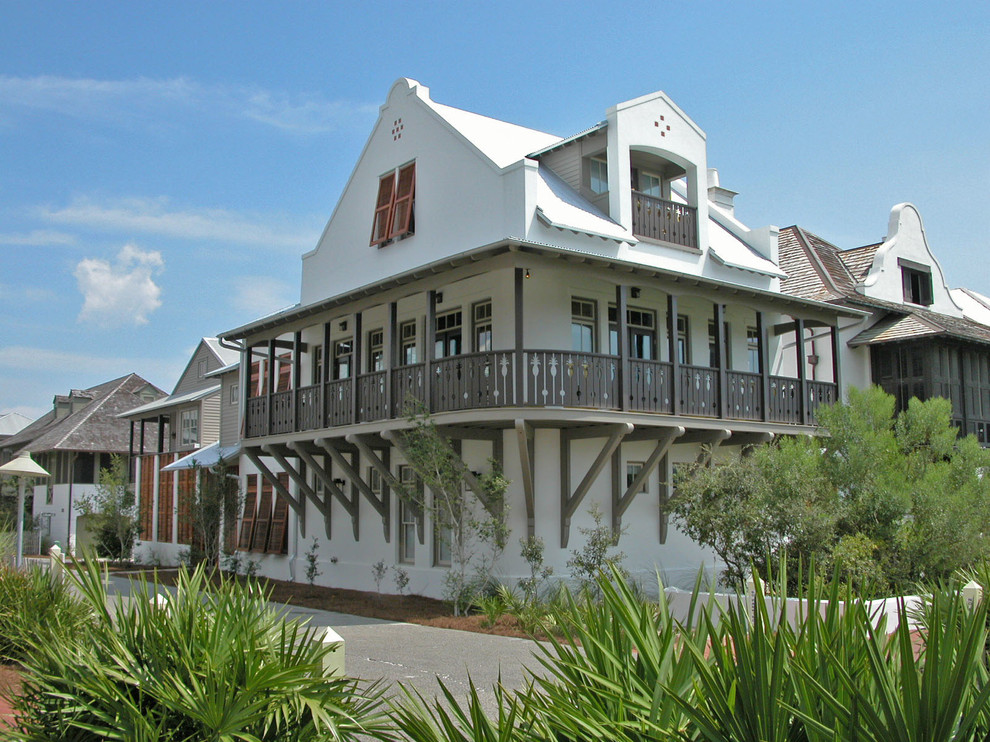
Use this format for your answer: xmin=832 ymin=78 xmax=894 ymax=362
xmin=858 ymin=203 xmax=963 ymax=317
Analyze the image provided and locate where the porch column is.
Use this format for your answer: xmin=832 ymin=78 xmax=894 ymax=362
xmin=241 ymin=345 xmax=252 ymax=435
xmin=757 ymin=312 xmax=769 ymax=422
xmin=425 ymin=289 xmax=436 ymax=413
xmin=386 ymin=301 xmax=396 ymax=419
xmin=715 ymin=303 xmax=727 ymax=419
xmin=514 ymin=267 xmax=524 ymax=406
xmin=830 ymin=320 xmax=842 ymax=398
xmin=668 ymin=294 xmax=681 ymax=415
xmin=293 ymin=331 xmax=301 ymax=429
xmin=616 ymin=284 xmax=628 ymax=411
xmin=795 ymin=318 xmax=808 ymax=424
xmin=351 ymin=311 xmax=362 ymax=425
xmin=322 ymin=322 xmax=331 ymax=428
xmin=139 ymin=419 xmax=146 ymax=456
xmin=267 ymin=338 xmax=276 ymax=435
xmin=157 ymin=415 xmax=166 ymax=454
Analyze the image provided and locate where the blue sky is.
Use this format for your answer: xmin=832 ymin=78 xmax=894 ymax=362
xmin=2 ymin=1 xmax=988 ymax=419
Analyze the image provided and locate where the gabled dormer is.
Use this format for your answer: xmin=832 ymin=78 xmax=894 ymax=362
xmin=856 ymin=203 xmax=963 ymax=317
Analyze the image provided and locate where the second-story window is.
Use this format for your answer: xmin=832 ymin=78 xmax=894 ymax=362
xmin=180 ymin=409 xmax=199 ymax=447
xmin=708 ymin=321 xmax=731 ymax=368
xmin=370 ymin=161 xmax=416 ymax=247
xmin=572 ymin=299 xmax=596 ymax=353
xmin=634 ymin=169 xmax=662 ymax=198
xmin=368 ymin=329 xmax=384 ymax=372
xmin=435 ymin=310 xmax=462 ymax=359
xmin=902 ymin=264 xmax=933 ymax=306
xmin=677 ymin=315 xmax=690 ymax=364
xmin=589 ymin=157 xmax=608 ymax=195
xmin=609 ymin=306 xmax=656 ymax=360
xmin=312 ymin=345 xmax=324 ymax=385
xmin=473 ymin=300 xmax=492 ymax=352
xmin=747 ymin=327 xmax=760 ymax=372
xmin=400 ymin=320 xmax=418 ymax=365
xmin=333 ymin=339 xmax=353 ymax=380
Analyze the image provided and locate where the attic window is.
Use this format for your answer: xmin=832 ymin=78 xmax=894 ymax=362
xmin=370 ymin=161 xmax=416 ymax=246
xmin=589 ymin=157 xmax=608 ymax=195
xmin=900 ymin=261 xmax=933 ymax=306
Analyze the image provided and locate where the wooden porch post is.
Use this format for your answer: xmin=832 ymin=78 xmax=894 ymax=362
xmin=795 ymin=318 xmax=808 ymax=424
xmin=425 ymin=289 xmax=436 ymax=413
xmin=293 ymin=331 xmax=301 ymax=429
xmin=515 ymin=268 xmax=524 ymax=406
xmin=322 ymin=322 xmax=331 ymax=428
xmin=668 ymin=294 xmax=681 ymax=416
xmin=830 ymin=320 xmax=842 ymax=399
xmin=351 ymin=312 xmax=362 ymax=425
xmin=386 ymin=301 xmax=396 ymax=419
xmin=757 ymin=312 xmax=770 ymax=422
xmin=616 ymin=284 xmax=628 ymax=411
xmin=715 ymin=302 xmax=727 ymax=418
xmin=241 ymin=345 xmax=252 ymax=435
xmin=267 ymin=338 xmax=276 ymax=436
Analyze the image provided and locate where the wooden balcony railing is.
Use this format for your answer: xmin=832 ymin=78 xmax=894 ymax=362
xmin=245 ymin=350 xmax=836 ymax=437
xmin=631 ymin=191 xmax=698 ymax=249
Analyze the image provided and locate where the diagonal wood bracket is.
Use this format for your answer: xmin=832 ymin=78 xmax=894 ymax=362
xmin=695 ymin=429 xmax=732 ymax=467
xmin=560 ymin=423 xmax=633 ymax=548
xmin=515 ymin=419 xmax=535 ymax=539
xmin=348 ymin=433 xmax=410 ymax=543
xmin=611 ymin=426 xmax=684 ymax=538
xmin=316 ymin=437 xmax=389 ymax=543
xmin=286 ymin=441 xmax=351 ymax=540
xmin=260 ymin=445 xmax=313 ymax=540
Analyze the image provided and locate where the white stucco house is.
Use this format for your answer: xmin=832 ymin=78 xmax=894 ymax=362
xmin=779 ymin=204 xmax=990 ymax=444
xmin=217 ymin=79 xmax=859 ymax=596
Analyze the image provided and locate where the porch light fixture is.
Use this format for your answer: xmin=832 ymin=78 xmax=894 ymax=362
xmin=807 ymin=354 xmax=820 ymax=366
xmin=339 ymin=320 xmax=347 ymax=332
xmin=525 ymin=268 xmax=531 ymax=279
xmin=435 ymin=291 xmax=443 ymax=304
xmin=0 ymin=452 xmax=51 ymax=567
xmin=631 ymin=287 xmax=641 ymax=299
xmin=332 ymin=478 xmax=346 ymax=487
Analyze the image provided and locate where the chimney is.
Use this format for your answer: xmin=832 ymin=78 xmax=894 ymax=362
xmin=707 ymin=168 xmax=738 ymax=216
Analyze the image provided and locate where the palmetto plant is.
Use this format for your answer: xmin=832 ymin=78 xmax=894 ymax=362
xmin=10 ymin=559 xmax=389 ymax=741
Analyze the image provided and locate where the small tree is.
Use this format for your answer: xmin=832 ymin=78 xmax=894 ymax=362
xmin=398 ymin=403 xmax=510 ymax=615
xmin=567 ymin=503 xmax=627 ymax=595
xmin=75 ymin=454 xmax=137 ymax=562
xmin=190 ymin=460 xmax=240 ymax=568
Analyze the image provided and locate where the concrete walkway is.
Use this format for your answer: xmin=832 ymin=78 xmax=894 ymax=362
xmin=107 ymin=574 xmax=547 ymax=716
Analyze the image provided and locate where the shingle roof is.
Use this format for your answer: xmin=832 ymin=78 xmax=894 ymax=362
xmin=839 ymin=243 xmax=882 ymax=281
xmin=0 ymin=374 xmax=166 ymax=456
xmin=849 ymin=308 xmax=990 ymax=347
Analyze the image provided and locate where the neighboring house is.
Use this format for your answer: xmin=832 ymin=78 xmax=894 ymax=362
xmin=779 ymin=203 xmax=990 ymax=445
xmin=0 ymin=375 xmax=165 ymax=552
xmin=120 ymin=338 xmax=240 ymax=561
xmin=218 ymin=78 xmax=857 ymax=596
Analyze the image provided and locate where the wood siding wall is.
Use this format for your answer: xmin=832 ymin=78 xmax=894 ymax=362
xmin=157 ymin=453 xmax=175 ymax=542
xmin=201 ymin=393 xmax=221 ymax=446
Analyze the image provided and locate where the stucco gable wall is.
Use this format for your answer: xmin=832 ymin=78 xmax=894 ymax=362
xmin=859 ymin=203 xmax=962 ymax=317
xmin=300 ymin=80 xmax=519 ymax=306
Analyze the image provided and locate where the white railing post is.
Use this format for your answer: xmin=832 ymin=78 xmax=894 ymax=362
xmin=963 ymin=580 xmax=984 ymax=610
xmin=49 ymin=542 xmax=64 ymax=581
xmin=321 ymin=625 xmax=346 ymax=677
xmin=746 ymin=572 xmax=764 ymax=624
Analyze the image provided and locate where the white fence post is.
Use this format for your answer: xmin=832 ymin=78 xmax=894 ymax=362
xmin=49 ymin=542 xmax=64 ymax=581
xmin=963 ymin=580 xmax=984 ymax=610
xmin=321 ymin=626 xmax=346 ymax=677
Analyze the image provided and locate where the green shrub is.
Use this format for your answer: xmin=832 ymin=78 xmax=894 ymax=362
xmin=0 ymin=563 xmax=91 ymax=663
xmin=10 ymin=559 xmax=388 ymax=741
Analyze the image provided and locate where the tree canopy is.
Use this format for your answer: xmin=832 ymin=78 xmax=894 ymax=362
xmin=669 ymin=386 xmax=990 ymax=593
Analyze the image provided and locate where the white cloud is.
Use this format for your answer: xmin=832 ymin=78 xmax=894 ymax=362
xmin=0 ymin=230 xmax=76 ymax=246
xmin=74 ymin=244 xmax=164 ymax=327
xmin=0 ymin=74 xmax=374 ymax=134
xmin=230 ymin=276 xmax=296 ymax=317
xmin=38 ymin=196 xmax=317 ymax=250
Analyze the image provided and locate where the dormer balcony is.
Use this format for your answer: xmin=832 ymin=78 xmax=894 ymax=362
xmin=631 ymin=191 xmax=698 ymax=249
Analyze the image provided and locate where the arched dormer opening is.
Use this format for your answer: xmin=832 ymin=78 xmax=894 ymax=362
xmin=628 ymin=147 xmax=698 ymax=250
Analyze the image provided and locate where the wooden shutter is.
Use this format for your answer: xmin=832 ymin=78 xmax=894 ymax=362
xmin=251 ymin=479 xmax=273 ymax=552
xmin=370 ymin=172 xmax=396 ymax=246
xmin=238 ymin=475 xmax=258 ymax=550
xmin=266 ymin=474 xmax=290 ymax=554
xmin=389 ymin=162 xmax=416 ymax=239
xmin=157 ymin=454 xmax=175 ymax=544
xmin=176 ymin=469 xmax=196 ymax=545
xmin=138 ymin=453 xmax=155 ymax=540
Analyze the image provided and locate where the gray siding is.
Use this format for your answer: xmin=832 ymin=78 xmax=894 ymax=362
xmin=219 ymin=372 xmax=240 ymax=447
xmin=538 ymin=130 xmax=608 ymax=195
xmin=201 ymin=393 xmax=221 ymax=446
xmin=173 ymin=342 xmax=222 ymax=396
